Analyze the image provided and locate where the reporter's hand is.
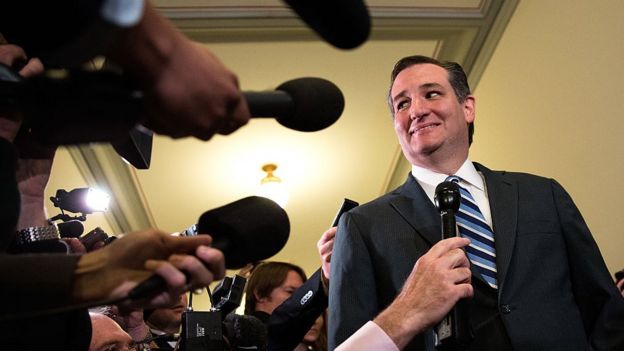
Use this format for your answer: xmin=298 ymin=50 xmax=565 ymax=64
xmin=72 ymin=228 xmax=225 ymax=309
xmin=110 ymin=4 xmax=250 ymax=141
xmin=317 ymin=227 xmax=337 ymax=280
xmin=0 ymin=40 xmax=43 ymax=142
xmin=374 ymin=237 xmax=473 ymax=349
xmin=617 ymin=278 xmax=624 ymax=297
xmin=143 ymin=41 xmax=250 ymax=140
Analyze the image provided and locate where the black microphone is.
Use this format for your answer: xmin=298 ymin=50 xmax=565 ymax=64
xmin=223 ymin=314 xmax=268 ymax=351
xmin=128 ymin=196 xmax=290 ymax=300
xmin=433 ymin=181 xmax=472 ymax=350
xmin=244 ymin=77 xmax=345 ymax=132
xmin=57 ymin=220 xmax=85 ymax=238
xmin=434 ymin=181 xmax=461 ymax=239
xmin=282 ymin=0 xmax=371 ymax=49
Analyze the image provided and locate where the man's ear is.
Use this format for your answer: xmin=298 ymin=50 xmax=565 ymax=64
xmin=463 ymin=95 xmax=476 ymax=123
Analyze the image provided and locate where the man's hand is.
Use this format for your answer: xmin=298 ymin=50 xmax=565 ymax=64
xmin=374 ymin=237 xmax=473 ymax=349
xmin=616 ymin=276 xmax=624 ymax=297
xmin=317 ymin=227 xmax=337 ymax=281
xmin=110 ymin=4 xmax=250 ymax=141
xmin=73 ymin=228 xmax=225 ymax=309
xmin=0 ymin=40 xmax=44 ymax=142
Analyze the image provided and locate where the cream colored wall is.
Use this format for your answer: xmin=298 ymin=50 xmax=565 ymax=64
xmin=473 ymin=0 xmax=624 ymax=275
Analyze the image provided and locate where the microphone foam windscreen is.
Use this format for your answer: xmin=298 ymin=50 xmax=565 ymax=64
xmin=283 ymin=0 xmax=371 ymax=49
xmin=197 ymin=196 xmax=290 ymax=269
xmin=224 ymin=314 xmax=268 ymax=351
xmin=276 ymin=77 xmax=344 ymax=132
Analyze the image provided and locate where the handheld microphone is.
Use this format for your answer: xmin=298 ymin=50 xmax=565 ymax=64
xmin=434 ymin=181 xmax=461 ymax=239
xmin=128 ymin=196 xmax=290 ymax=300
xmin=244 ymin=77 xmax=344 ymax=132
xmin=223 ymin=314 xmax=268 ymax=351
xmin=283 ymin=0 xmax=371 ymax=49
xmin=0 ymin=67 xmax=344 ymax=140
xmin=433 ymin=181 xmax=472 ymax=350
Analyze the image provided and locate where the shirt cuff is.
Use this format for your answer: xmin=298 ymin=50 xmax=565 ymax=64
xmin=335 ymin=321 xmax=400 ymax=351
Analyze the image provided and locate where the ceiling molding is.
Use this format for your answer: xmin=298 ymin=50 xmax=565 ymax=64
xmin=68 ymin=144 xmax=155 ymax=234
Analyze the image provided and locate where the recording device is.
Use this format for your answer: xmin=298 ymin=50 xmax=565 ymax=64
xmin=433 ymin=181 xmax=472 ymax=350
xmin=211 ymin=275 xmax=247 ymax=318
xmin=331 ymin=198 xmax=359 ymax=227
xmin=128 ymin=196 xmax=290 ymax=300
xmin=179 ymin=311 xmax=267 ymax=351
xmin=282 ymin=0 xmax=371 ymax=49
xmin=179 ymin=273 xmax=266 ymax=350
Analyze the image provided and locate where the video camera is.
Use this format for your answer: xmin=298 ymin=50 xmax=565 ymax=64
xmin=178 ymin=274 xmax=267 ymax=351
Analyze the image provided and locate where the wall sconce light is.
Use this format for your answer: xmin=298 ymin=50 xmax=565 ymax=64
xmin=258 ymin=163 xmax=288 ymax=208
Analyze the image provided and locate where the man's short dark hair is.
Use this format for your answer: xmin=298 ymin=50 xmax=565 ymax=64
xmin=243 ymin=261 xmax=307 ymax=315
xmin=387 ymin=55 xmax=474 ymax=145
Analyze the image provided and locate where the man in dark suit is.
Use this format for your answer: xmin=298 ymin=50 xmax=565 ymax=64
xmin=328 ymin=55 xmax=624 ymax=350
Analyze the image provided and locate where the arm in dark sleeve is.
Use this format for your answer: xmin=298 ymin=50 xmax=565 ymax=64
xmin=553 ymin=179 xmax=624 ymax=349
xmin=268 ymin=269 xmax=327 ymax=351
xmin=0 ymin=253 xmax=81 ymax=314
xmin=0 ymin=2 xmax=105 ymax=59
xmin=328 ymin=212 xmax=379 ymax=350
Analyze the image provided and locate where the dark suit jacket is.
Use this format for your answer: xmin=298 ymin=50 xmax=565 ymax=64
xmin=268 ymin=269 xmax=327 ymax=351
xmin=328 ymin=163 xmax=624 ymax=350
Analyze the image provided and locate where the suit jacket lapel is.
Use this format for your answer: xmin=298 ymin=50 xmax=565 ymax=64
xmin=475 ymin=163 xmax=517 ymax=293
xmin=389 ymin=174 xmax=441 ymax=247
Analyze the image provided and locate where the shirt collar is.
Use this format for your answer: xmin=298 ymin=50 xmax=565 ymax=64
xmin=411 ymin=158 xmax=484 ymax=191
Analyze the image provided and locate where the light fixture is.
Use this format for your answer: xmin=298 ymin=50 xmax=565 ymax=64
xmin=258 ymin=164 xmax=288 ymax=208
xmin=49 ymin=188 xmax=110 ymax=220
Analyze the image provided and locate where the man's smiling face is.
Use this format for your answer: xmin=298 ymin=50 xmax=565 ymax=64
xmin=390 ymin=63 xmax=475 ymax=169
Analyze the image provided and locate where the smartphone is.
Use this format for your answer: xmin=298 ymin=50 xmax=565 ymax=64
xmin=331 ymin=198 xmax=359 ymax=227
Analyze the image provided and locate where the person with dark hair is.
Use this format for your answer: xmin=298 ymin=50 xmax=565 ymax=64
xmin=328 ymin=55 xmax=624 ymax=350
xmin=244 ymin=261 xmax=307 ymax=324
xmin=267 ymin=227 xmax=335 ymax=351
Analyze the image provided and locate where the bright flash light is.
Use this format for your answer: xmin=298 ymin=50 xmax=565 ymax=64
xmin=85 ymin=188 xmax=110 ymax=212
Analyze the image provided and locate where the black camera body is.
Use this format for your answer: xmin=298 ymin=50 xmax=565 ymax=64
xmin=179 ymin=310 xmax=224 ymax=351
xmin=179 ymin=275 xmax=249 ymax=351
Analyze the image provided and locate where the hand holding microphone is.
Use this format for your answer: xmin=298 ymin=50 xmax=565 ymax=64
xmin=123 ymin=196 xmax=290 ymax=302
xmin=71 ymin=228 xmax=225 ymax=310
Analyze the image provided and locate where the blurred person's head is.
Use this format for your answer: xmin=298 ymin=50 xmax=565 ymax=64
xmin=244 ymin=261 xmax=306 ymax=315
xmin=146 ymin=293 xmax=188 ymax=334
xmin=89 ymin=312 xmax=133 ymax=351
xmin=302 ymin=313 xmax=327 ymax=351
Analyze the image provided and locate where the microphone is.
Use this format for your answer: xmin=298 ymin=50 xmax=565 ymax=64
xmin=244 ymin=77 xmax=344 ymax=132
xmin=128 ymin=196 xmax=290 ymax=300
xmin=433 ymin=181 xmax=472 ymax=350
xmin=223 ymin=314 xmax=268 ymax=351
xmin=1 ymin=68 xmax=344 ymax=139
xmin=283 ymin=0 xmax=371 ymax=49
xmin=434 ymin=181 xmax=461 ymax=239
xmin=57 ymin=220 xmax=85 ymax=238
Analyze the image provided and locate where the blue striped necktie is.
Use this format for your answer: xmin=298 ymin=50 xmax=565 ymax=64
xmin=446 ymin=175 xmax=498 ymax=289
